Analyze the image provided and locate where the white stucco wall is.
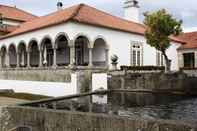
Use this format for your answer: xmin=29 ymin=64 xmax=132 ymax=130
xmin=0 ymin=21 xmax=181 ymax=70
xmin=0 ymin=74 xmax=77 ymax=97
xmin=92 ymin=73 xmax=108 ymax=104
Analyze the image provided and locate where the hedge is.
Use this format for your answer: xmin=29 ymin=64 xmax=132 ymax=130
xmin=180 ymin=67 xmax=197 ymax=70
xmin=120 ymin=66 xmax=165 ymax=71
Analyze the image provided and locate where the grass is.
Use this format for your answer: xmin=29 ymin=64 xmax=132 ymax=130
xmin=0 ymin=92 xmax=52 ymax=101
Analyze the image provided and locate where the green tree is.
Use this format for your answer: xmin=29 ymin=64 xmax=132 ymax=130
xmin=143 ymin=9 xmax=182 ymax=72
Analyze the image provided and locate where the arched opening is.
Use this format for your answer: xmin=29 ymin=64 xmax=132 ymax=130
xmin=0 ymin=46 xmax=7 ymax=67
xmin=93 ymin=38 xmax=108 ymax=66
xmin=18 ymin=42 xmax=27 ymax=67
xmin=29 ymin=40 xmax=39 ymax=67
xmin=41 ymin=37 xmax=53 ymax=67
xmin=75 ymin=36 xmax=89 ymax=66
xmin=8 ymin=44 xmax=17 ymax=68
xmin=55 ymin=35 xmax=70 ymax=66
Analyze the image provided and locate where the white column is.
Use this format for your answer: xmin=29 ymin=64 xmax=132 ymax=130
xmin=195 ymin=51 xmax=197 ymax=68
xmin=16 ymin=52 xmax=20 ymax=67
xmin=0 ymin=53 xmax=2 ymax=69
xmin=105 ymin=49 xmax=109 ymax=68
xmin=39 ymin=50 xmax=43 ymax=67
xmin=69 ymin=40 xmax=75 ymax=67
xmin=6 ymin=52 xmax=10 ymax=68
xmin=27 ymin=51 xmax=30 ymax=67
xmin=53 ymin=48 xmax=57 ymax=68
xmin=88 ymin=48 xmax=93 ymax=67
xmin=178 ymin=52 xmax=184 ymax=69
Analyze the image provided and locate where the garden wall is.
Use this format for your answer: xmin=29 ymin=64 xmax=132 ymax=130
xmin=0 ymin=106 xmax=196 ymax=131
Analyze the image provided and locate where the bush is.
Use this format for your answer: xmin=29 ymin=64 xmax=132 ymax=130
xmin=120 ymin=66 xmax=165 ymax=71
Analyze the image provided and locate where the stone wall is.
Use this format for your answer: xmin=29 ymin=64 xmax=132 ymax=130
xmin=0 ymin=68 xmax=72 ymax=82
xmin=108 ymin=71 xmax=197 ymax=91
xmin=183 ymin=70 xmax=197 ymax=77
xmin=108 ymin=72 xmax=197 ymax=106
xmin=0 ymin=106 xmax=196 ymax=131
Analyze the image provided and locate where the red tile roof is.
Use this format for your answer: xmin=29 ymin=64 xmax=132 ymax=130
xmin=176 ymin=32 xmax=197 ymax=50
xmin=0 ymin=24 xmax=18 ymax=33
xmin=0 ymin=5 xmax=37 ymax=22
xmin=0 ymin=3 xmax=184 ymax=44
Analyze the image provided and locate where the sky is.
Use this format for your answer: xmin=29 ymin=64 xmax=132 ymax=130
xmin=1 ymin=0 xmax=197 ymax=31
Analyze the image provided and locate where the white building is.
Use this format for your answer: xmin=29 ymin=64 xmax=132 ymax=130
xmin=0 ymin=0 xmax=184 ymax=71
xmin=0 ymin=4 xmax=37 ymax=35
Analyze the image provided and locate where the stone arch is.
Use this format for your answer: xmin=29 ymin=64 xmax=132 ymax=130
xmin=55 ymin=33 xmax=70 ymax=66
xmin=8 ymin=43 xmax=17 ymax=67
xmin=40 ymin=35 xmax=54 ymax=49
xmin=40 ymin=36 xmax=54 ymax=67
xmin=74 ymin=34 xmax=91 ymax=66
xmin=93 ymin=37 xmax=109 ymax=66
xmin=93 ymin=35 xmax=109 ymax=49
xmin=54 ymin=32 xmax=70 ymax=48
xmin=0 ymin=45 xmax=7 ymax=67
xmin=73 ymin=33 xmax=91 ymax=48
xmin=18 ymin=41 xmax=27 ymax=67
xmin=28 ymin=39 xmax=39 ymax=67
xmin=28 ymin=38 xmax=39 ymax=52
xmin=17 ymin=40 xmax=25 ymax=51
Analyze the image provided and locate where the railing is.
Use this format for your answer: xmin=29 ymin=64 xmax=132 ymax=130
xmin=0 ymin=65 xmax=108 ymax=71
xmin=19 ymin=90 xmax=110 ymax=107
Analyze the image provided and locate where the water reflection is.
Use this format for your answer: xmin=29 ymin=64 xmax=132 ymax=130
xmin=118 ymin=97 xmax=197 ymax=121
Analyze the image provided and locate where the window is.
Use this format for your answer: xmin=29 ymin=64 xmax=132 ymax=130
xmin=156 ymin=51 xmax=164 ymax=66
xmin=131 ymin=42 xmax=143 ymax=66
xmin=183 ymin=53 xmax=195 ymax=68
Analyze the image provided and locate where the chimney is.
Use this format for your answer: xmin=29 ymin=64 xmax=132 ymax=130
xmin=124 ymin=0 xmax=140 ymax=23
xmin=57 ymin=1 xmax=63 ymax=10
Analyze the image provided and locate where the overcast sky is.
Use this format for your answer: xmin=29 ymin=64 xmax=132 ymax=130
xmin=1 ymin=0 xmax=197 ymax=31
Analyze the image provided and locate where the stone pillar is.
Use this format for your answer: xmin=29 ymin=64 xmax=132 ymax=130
xmin=53 ymin=48 xmax=57 ymax=68
xmin=27 ymin=51 xmax=30 ymax=68
xmin=178 ymin=52 xmax=184 ymax=69
xmin=105 ymin=49 xmax=109 ymax=68
xmin=195 ymin=51 xmax=197 ymax=68
xmin=0 ymin=54 xmax=2 ymax=69
xmin=6 ymin=52 xmax=10 ymax=68
xmin=88 ymin=48 xmax=93 ymax=67
xmin=16 ymin=52 xmax=20 ymax=67
xmin=69 ymin=40 xmax=75 ymax=67
xmin=39 ymin=50 xmax=43 ymax=67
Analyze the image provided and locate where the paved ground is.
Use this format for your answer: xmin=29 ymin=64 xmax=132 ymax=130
xmin=0 ymin=97 xmax=28 ymax=106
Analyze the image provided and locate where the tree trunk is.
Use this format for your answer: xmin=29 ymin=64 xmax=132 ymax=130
xmin=162 ymin=51 xmax=171 ymax=73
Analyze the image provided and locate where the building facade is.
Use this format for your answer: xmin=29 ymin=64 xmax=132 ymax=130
xmin=0 ymin=1 xmax=184 ymax=71
xmin=177 ymin=32 xmax=197 ymax=69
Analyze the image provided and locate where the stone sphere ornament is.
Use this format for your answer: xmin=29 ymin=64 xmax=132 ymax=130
xmin=111 ymin=54 xmax=118 ymax=70
xmin=111 ymin=54 xmax=118 ymax=64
